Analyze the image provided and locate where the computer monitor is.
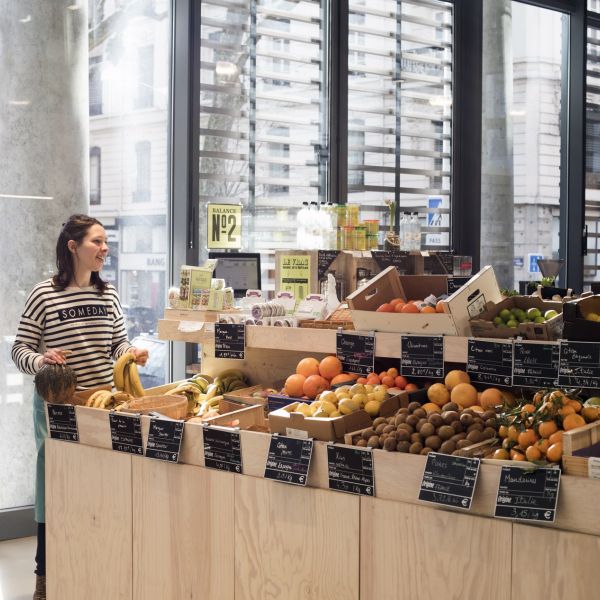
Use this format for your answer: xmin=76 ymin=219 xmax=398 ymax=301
xmin=208 ymin=252 xmax=261 ymax=298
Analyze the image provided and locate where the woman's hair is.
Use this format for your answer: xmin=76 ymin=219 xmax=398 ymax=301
xmin=52 ymin=214 xmax=108 ymax=292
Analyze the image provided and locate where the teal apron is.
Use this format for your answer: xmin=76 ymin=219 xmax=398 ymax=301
xmin=33 ymin=390 xmax=47 ymax=523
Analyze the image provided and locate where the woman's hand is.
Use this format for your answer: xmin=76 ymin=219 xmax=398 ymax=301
xmin=42 ymin=349 xmax=70 ymax=365
xmin=130 ymin=347 xmax=149 ymax=366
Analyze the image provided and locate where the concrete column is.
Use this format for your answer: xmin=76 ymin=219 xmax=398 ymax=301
xmin=0 ymin=1 xmax=88 ymax=510
xmin=481 ymin=0 xmax=514 ymax=289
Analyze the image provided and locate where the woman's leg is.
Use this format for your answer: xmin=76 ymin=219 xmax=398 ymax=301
xmin=34 ymin=522 xmax=46 ymax=576
xmin=32 ymin=392 xmax=47 ymax=586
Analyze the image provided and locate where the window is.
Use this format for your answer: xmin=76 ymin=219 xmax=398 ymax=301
xmin=89 ymin=55 xmax=103 ymax=116
xmin=135 ymin=45 xmax=154 ymax=109
xmin=90 ymin=146 xmax=101 ymax=205
xmin=133 ymin=141 xmax=151 ymax=203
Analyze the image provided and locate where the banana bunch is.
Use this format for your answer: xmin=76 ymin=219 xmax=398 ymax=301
xmin=213 ymin=369 xmax=249 ymax=395
xmin=85 ymin=390 xmax=134 ymax=410
xmin=113 ymin=352 xmax=145 ymax=398
xmin=166 ymin=382 xmax=205 ymax=416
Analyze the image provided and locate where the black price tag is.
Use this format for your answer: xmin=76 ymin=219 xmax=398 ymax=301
xmin=215 ymin=323 xmax=245 ymax=360
xmin=467 ymin=339 xmax=513 ymax=386
xmin=46 ymin=404 xmax=79 ymax=442
xmin=203 ymin=426 xmax=242 ymax=473
xmin=264 ymin=435 xmax=314 ymax=486
xmin=327 ymin=444 xmax=375 ymax=496
xmin=401 ymin=335 xmax=445 ymax=378
xmin=418 ymin=452 xmax=481 ymax=510
xmin=495 ymin=466 xmax=561 ymax=522
xmin=336 ymin=331 xmax=375 ymax=377
xmin=558 ymin=340 xmax=600 ymax=389
xmin=109 ymin=413 xmax=143 ymax=455
xmin=371 ymin=250 xmax=411 ymax=274
xmin=424 ymin=252 xmax=454 ymax=275
xmin=447 ymin=276 xmax=471 ymax=295
xmin=145 ymin=417 xmax=184 ymax=462
xmin=317 ymin=250 xmax=341 ymax=281
xmin=513 ymin=342 xmax=560 ymax=388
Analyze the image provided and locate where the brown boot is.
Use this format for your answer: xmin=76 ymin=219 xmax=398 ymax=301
xmin=33 ymin=575 xmax=46 ymax=600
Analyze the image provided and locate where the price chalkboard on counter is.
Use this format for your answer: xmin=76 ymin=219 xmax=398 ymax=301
xmin=145 ymin=417 xmax=184 ymax=462
xmin=336 ymin=331 xmax=375 ymax=377
xmin=215 ymin=323 xmax=245 ymax=360
xmin=424 ymin=252 xmax=454 ymax=275
xmin=109 ymin=413 xmax=143 ymax=455
xmin=447 ymin=276 xmax=471 ymax=295
xmin=418 ymin=452 xmax=481 ymax=510
xmin=203 ymin=425 xmax=242 ymax=473
xmin=513 ymin=342 xmax=560 ymax=388
xmin=467 ymin=339 xmax=513 ymax=386
xmin=371 ymin=250 xmax=412 ymax=274
xmin=317 ymin=250 xmax=341 ymax=281
xmin=558 ymin=340 xmax=600 ymax=389
xmin=46 ymin=404 xmax=79 ymax=442
xmin=264 ymin=435 xmax=314 ymax=486
xmin=494 ymin=466 xmax=561 ymax=522
xmin=401 ymin=335 xmax=444 ymax=378
xmin=327 ymin=444 xmax=375 ymax=496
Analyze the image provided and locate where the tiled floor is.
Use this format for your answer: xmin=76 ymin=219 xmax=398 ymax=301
xmin=0 ymin=536 xmax=35 ymax=600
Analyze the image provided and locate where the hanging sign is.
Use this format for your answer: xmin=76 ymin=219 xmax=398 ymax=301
xmin=215 ymin=323 xmax=245 ymax=360
xmin=336 ymin=331 xmax=375 ymax=377
xmin=203 ymin=425 xmax=243 ymax=473
xmin=207 ymin=203 xmax=242 ymax=249
xmin=558 ymin=340 xmax=600 ymax=389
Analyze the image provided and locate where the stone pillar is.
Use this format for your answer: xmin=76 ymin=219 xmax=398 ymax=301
xmin=481 ymin=0 xmax=514 ymax=289
xmin=0 ymin=1 xmax=88 ymax=511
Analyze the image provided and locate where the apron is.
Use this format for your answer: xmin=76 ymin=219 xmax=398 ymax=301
xmin=33 ymin=390 xmax=47 ymax=523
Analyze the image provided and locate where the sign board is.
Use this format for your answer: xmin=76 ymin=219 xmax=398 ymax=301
xmin=46 ymin=404 xmax=79 ymax=442
xmin=467 ymin=339 xmax=513 ymax=387
xmin=558 ymin=340 xmax=600 ymax=389
xmin=264 ymin=435 xmax=314 ymax=486
xmin=317 ymin=250 xmax=341 ymax=281
xmin=145 ymin=417 xmax=185 ymax=462
xmin=279 ymin=254 xmax=311 ymax=302
xmin=215 ymin=323 xmax=245 ymax=360
xmin=513 ymin=257 xmax=524 ymax=269
xmin=371 ymin=250 xmax=412 ymax=274
xmin=494 ymin=466 xmax=561 ymax=522
xmin=207 ymin=203 xmax=242 ymax=249
xmin=401 ymin=335 xmax=445 ymax=378
xmin=327 ymin=444 xmax=375 ymax=496
xmin=203 ymin=426 xmax=242 ymax=473
xmin=528 ymin=254 xmax=544 ymax=274
xmin=109 ymin=413 xmax=144 ymax=455
xmin=513 ymin=342 xmax=560 ymax=388
xmin=446 ymin=276 xmax=471 ymax=295
xmin=419 ymin=453 xmax=481 ymax=510
xmin=336 ymin=331 xmax=375 ymax=377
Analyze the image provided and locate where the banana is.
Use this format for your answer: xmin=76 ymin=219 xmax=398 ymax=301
xmin=93 ymin=390 xmax=112 ymax=409
xmin=217 ymin=368 xmax=246 ymax=381
xmin=126 ymin=361 xmax=145 ymax=398
xmin=86 ymin=390 xmax=106 ymax=407
xmin=111 ymin=391 xmax=133 ymax=404
xmin=113 ymin=352 xmax=135 ymax=391
xmin=205 ymin=383 xmax=219 ymax=401
xmin=194 ymin=373 xmax=213 ymax=384
xmin=122 ymin=364 xmax=132 ymax=396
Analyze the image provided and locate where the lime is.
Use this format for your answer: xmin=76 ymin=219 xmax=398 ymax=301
xmin=544 ymin=310 xmax=558 ymax=320
xmin=493 ymin=316 xmax=503 ymax=326
xmin=506 ymin=319 xmax=519 ymax=328
xmin=496 ymin=322 xmax=507 ymax=328
xmin=499 ymin=309 xmax=512 ymax=322
xmin=527 ymin=307 xmax=541 ymax=319
xmin=534 ymin=316 xmax=546 ymax=324
xmin=585 ymin=397 xmax=600 ymax=407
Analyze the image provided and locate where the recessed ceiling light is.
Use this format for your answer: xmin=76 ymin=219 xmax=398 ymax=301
xmin=8 ymin=100 xmax=30 ymax=106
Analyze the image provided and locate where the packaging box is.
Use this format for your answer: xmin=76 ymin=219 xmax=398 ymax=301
xmin=562 ymin=295 xmax=600 ymax=341
xmin=347 ymin=265 xmax=502 ymax=336
xmin=469 ymin=296 xmax=563 ymax=341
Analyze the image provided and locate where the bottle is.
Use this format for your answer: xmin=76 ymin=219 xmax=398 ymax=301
xmin=308 ymin=201 xmax=318 ymax=249
xmin=412 ymin=212 xmax=421 ymax=251
xmin=399 ymin=213 xmax=408 ymax=251
xmin=296 ymin=202 xmax=309 ymax=249
xmin=327 ymin=202 xmax=338 ymax=250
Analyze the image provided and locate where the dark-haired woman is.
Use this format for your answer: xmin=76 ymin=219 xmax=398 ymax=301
xmin=12 ymin=214 xmax=149 ymax=600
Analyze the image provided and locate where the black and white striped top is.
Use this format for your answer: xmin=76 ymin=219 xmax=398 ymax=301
xmin=12 ymin=279 xmax=132 ymax=389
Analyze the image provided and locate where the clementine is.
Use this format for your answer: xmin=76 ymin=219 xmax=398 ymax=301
xmin=296 ymin=357 xmax=320 ymax=378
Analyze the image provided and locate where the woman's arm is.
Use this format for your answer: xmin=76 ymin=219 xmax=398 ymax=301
xmin=110 ymin=288 xmax=148 ymax=365
xmin=11 ymin=286 xmax=47 ymax=374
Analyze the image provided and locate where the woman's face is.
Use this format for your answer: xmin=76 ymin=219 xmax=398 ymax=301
xmin=70 ymin=224 xmax=109 ymax=273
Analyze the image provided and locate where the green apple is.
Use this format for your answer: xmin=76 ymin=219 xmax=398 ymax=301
xmin=544 ymin=310 xmax=558 ymax=320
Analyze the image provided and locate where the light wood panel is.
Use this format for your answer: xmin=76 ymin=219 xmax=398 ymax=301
xmin=132 ymin=457 xmax=235 ymax=600
xmin=234 ymin=476 xmax=359 ymax=600
xmin=46 ymin=440 xmax=132 ymax=600
xmin=361 ymin=497 xmax=512 ymax=600
xmin=512 ymin=523 xmax=600 ymax=600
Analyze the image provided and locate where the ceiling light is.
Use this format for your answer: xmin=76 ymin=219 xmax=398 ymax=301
xmin=510 ymin=109 xmax=526 ymax=117
xmin=67 ymin=4 xmax=80 ymax=10
xmin=0 ymin=193 xmax=54 ymax=200
xmin=19 ymin=14 xmax=31 ymax=23
xmin=8 ymin=100 xmax=30 ymax=106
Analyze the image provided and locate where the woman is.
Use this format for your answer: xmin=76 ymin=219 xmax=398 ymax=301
xmin=11 ymin=214 xmax=149 ymax=600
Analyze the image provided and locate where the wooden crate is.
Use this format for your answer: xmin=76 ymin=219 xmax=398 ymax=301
xmin=563 ymin=420 xmax=600 ymax=478
xmin=200 ymin=399 xmax=268 ymax=431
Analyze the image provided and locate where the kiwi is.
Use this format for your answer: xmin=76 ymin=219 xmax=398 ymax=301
xmin=466 ymin=430 xmax=481 ymax=443
xmin=396 ymin=440 xmax=411 ymax=453
xmin=387 ymin=430 xmax=399 ymax=441
xmin=356 ymin=439 xmax=367 ymax=447
xmin=428 ymin=413 xmax=444 ymax=428
xmin=395 ymin=414 xmax=408 ymax=427
xmin=462 ymin=409 xmax=476 ymax=418
xmin=482 ymin=426 xmax=497 ymax=440
xmin=485 ymin=418 xmax=497 ymax=429
xmin=373 ymin=417 xmax=387 ymax=428
xmin=424 ymin=435 xmax=442 ymax=450
xmin=387 ymin=416 xmax=396 ymax=425
xmin=419 ymin=422 xmax=435 ymax=438
xmin=409 ymin=442 xmax=424 ymax=454
xmin=442 ymin=401 xmax=460 ymax=412
xmin=383 ymin=424 xmax=395 ymax=434
xmin=420 ymin=447 xmax=433 ymax=455
xmin=396 ymin=429 xmax=410 ymax=442
xmin=459 ymin=413 xmax=474 ymax=426
xmin=408 ymin=401 xmax=422 ymax=413
xmin=367 ymin=435 xmax=380 ymax=448
xmin=467 ymin=422 xmax=484 ymax=433
xmin=450 ymin=432 xmax=467 ymax=443
xmin=482 ymin=410 xmax=496 ymax=421
xmin=375 ymin=423 xmax=386 ymax=435
xmin=437 ymin=425 xmax=455 ymax=440
xmin=410 ymin=432 xmax=424 ymax=444
xmin=398 ymin=423 xmax=414 ymax=435
xmin=397 ymin=407 xmax=409 ymax=415
xmin=413 ymin=408 xmax=427 ymax=419
xmin=352 ymin=435 xmax=360 ymax=445
xmin=439 ymin=440 xmax=456 ymax=454
xmin=379 ymin=433 xmax=389 ymax=445
xmin=384 ymin=437 xmax=397 ymax=451
xmin=450 ymin=420 xmax=464 ymax=433
xmin=361 ymin=428 xmax=376 ymax=441
xmin=415 ymin=418 xmax=428 ymax=432
xmin=406 ymin=414 xmax=420 ymax=428
xmin=456 ymin=439 xmax=472 ymax=450
xmin=442 ymin=410 xmax=459 ymax=424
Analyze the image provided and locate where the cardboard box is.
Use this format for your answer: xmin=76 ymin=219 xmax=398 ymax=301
xmin=469 ymin=296 xmax=563 ymax=341
xmin=563 ymin=295 xmax=600 ymax=341
xmin=347 ymin=265 xmax=502 ymax=336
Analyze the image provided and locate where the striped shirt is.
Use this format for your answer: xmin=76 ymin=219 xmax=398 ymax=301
xmin=12 ymin=279 xmax=132 ymax=389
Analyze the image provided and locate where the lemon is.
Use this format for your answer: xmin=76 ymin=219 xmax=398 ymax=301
xmin=364 ymin=384 xmax=374 ymax=393
xmin=313 ymin=409 xmax=328 ymax=418
xmin=364 ymin=400 xmax=381 ymax=417
xmin=320 ymin=400 xmax=337 ymax=415
xmin=373 ymin=390 xmax=388 ymax=403
xmin=309 ymin=401 xmax=322 ymax=416
xmin=338 ymin=397 xmax=359 ymax=415
xmin=320 ymin=391 xmax=338 ymax=405
xmin=352 ymin=393 xmax=368 ymax=407
xmin=295 ymin=403 xmax=311 ymax=417
xmin=349 ymin=383 xmax=366 ymax=396
xmin=330 ymin=410 xmax=342 ymax=418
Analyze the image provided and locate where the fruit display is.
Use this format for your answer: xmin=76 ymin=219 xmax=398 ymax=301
xmin=375 ymin=297 xmax=447 ymax=314
xmin=491 ymin=306 xmax=558 ymax=329
xmin=113 ymin=351 xmax=145 ymax=397
xmin=34 ymin=363 xmax=77 ymax=404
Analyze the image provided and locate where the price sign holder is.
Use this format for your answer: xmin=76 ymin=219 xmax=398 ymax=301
xmin=145 ymin=415 xmax=185 ymax=463
xmin=109 ymin=412 xmax=144 ymax=455
xmin=418 ymin=452 xmax=481 ymax=510
xmin=558 ymin=340 xmax=600 ymax=389
xmin=264 ymin=434 xmax=314 ymax=486
xmin=494 ymin=466 xmax=561 ymax=522
xmin=467 ymin=338 xmax=514 ymax=386
xmin=336 ymin=330 xmax=375 ymax=377
xmin=203 ymin=425 xmax=242 ymax=473
xmin=401 ymin=335 xmax=445 ymax=378
xmin=215 ymin=323 xmax=245 ymax=360
xmin=46 ymin=404 xmax=79 ymax=442
xmin=327 ymin=443 xmax=375 ymax=496
xmin=513 ymin=341 xmax=560 ymax=388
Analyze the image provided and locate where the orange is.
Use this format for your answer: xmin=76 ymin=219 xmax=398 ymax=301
xmin=389 ymin=298 xmax=404 ymax=308
xmin=420 ymin=306 xmax=436 ymax=314
xmin=354 ymin=376 xmax=368 ymax=385
xmin=563 ymin=413 xmax=586 ymax=431
xmin=511 ymin=450 xmax=526 ymax=461
xmin=318 ymin=356 xmax=343 ymax=380
xmin=520 ymin=403 xmax=537 ymax=418
xmin=284 ymin=373 xmax=306 ymax=398
xmin=394 ymin=302 xmax=406 ymax=313
xmin=479 ymin=388 xmax=504 ymax=411
xmin=508 ymin=425 xmax=520 ymax=442
xmin=422 ymin=402 xmax=442 ymax=414
xmin=525 ymin=445 xmax=542 ymax=462
xmin=537 ymin=420 xmax=558 ymax=439
xmin=427 ymin=383 xmax=451 ymax=407
xmin=381 ymin=375 xmax=395 ymax=387
xmin=536 ymin=438 xmax=550 ymax=455
xmin=387 ymin=367 xmax=399 ymax=378
xmin=533 ymin=390 xmax=545 ymax=406
xmin=394 ymin=375 xmax=408 ymax=389
xmin=444 ymin=370 xmax=470 ymax=390
xmin=517 ymin=428 xmax=537 ymax=449
xmin=296 ymin=357 xmax=320 ymax=378
xmin=435 ymin=300 xmax=446 ymax=313
xmin=400 ymin=303 xmax=419 ymax=314
xmin=558 ymin=404 xmax=576 ymax=418
xmin=379 ymin=371 xmax=388 ymax=380
xmin=405 ymin=383 xmax=419 ymax=392
xmin=498 ymin=425 xmax=509 ymax=439
xmin=376 ymin=303 xmax=395 ymax=312
xmin=450 ymin=383 xmax=478 ymax=408
xmin=546 ymin=442 xmax=563 ymax=463
xmin=303 ymin=375 xmax=329 ymax=399
xmin=548 ymin=430 xmax=564 ymax=446
xmin=492 ymin=448 xmax=510 ymax=460
xmin=568 ymin=399 xmax=582 ymax=413
xmin=366 ymin=374 xmax=381 ymax=385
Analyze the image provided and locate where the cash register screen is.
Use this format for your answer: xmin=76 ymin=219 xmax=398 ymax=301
xmin=208 ymin=252 xmax=261 ymax=298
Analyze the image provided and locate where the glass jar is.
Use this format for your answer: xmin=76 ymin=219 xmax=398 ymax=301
xmin=343 ymin=226 xmax=356 ymax=250
xmin=355 ymin=226 xmax=367 ymax=251
xmin=337 ymin=205 xmax=348 ymax=228
xmin=347 ymin=204 xmax=360 ymax=227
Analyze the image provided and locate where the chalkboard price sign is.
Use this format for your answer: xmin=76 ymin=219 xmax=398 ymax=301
xmin=419 ymin=452 xmax=481 ymax=510
xmin=467 ymin=339 xmax=514 ymax=386
xmin=336 ymin=331 xmax=375 ymax=377
xmin=558 ymin=340 xmax=600 ymax=389
xmin=109 ymin=413 xmax=143 ymax=455
xmin=401 ymin=335 xmax=445 ymax=378
xmin=495 ymin=466 xmax=561 ymax=522
xmin=327 ymin=444 xmax=375 ymax=496
xmin=264 ymin=435 xmax=314 ymax=486
xmin=371 ymin=250 xmax=411 ymax=274
xmin=447 ymin=276 xmax=471 ymax=295
xmin=146 ymin=417 xmax=185 ymax=462
xmin=203 ymin=425 xmax=243 ymax=473
xmin=317 ymin=250 xmax=341 ymax=281
xmin=46 ymin=404 xmax=79 ymax=442
xmin=215 ymin=323 xmax=245 ymax=360
xmin=513 ymin=342 xmax=560 ymax=388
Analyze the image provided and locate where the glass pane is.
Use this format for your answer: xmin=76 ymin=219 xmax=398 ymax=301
xmin=88 ymin=0 xmax=171 ymax=388
xmin=347 ymin=0 xmax=453 ymax=251
xmin=589 ymin=0 xmax=600 ymax=13
xmin=481 ymin=1 xmax=565 ymax=290
xmin=198 ymin=0 xmax=328 ymax=291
